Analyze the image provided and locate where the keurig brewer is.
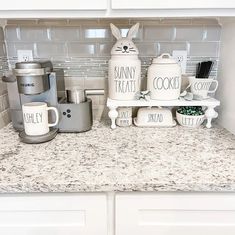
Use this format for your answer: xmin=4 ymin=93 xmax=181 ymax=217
xmin=3 ymin=61 xmax=64 ymax=132
xmin=2 ymin=61 xmax=102 ymax=143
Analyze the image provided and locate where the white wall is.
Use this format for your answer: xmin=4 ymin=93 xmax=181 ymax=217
xmin=217 ymin=19 xmax=235 ymax=134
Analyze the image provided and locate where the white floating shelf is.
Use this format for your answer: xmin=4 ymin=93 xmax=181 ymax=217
xmin=107 ymin=97 xmax=220 ymax=129
xmin=107 ymin=97 xmax=220 ymax=107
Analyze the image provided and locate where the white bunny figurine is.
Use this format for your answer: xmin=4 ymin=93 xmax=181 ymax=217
xmin=108 ymin=23 xmax=141 ymax=100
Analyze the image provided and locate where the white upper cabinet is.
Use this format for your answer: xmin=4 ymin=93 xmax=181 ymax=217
xmin=0 ymin=0 xmax=235 ymax=17
xmin=1 ymin=0 xmax=107 ymax=10
xmin=111 ymin=0 xmax=235 ymax=9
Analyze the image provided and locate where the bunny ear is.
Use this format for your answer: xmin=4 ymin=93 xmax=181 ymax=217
xmin=127 ymin=23 xmax=139 ymax=39
xmin=110 ymin=23 xmax=122 ymax=40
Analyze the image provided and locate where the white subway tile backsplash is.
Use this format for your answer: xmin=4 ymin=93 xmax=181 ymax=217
xmin=159 ymin=42 xmax=187 ymax=54
xmin=84 ymin=77 xmax=106 ymax=89
xmin=36 ymin=42 xmax=67 ymax=58
xmin=0 ymin=28 xmax=4 ymax=41
xmin=67 ymin=43 xmax=96 ymax=56
xmin=82 ymin=27 xmax=111 ymax=40
xmin=189 ymin=42 xmax=219 ymax=57
xmin=65 ymin=77 xmax=85 ymax=89
xmin=87 ymin=95 xmax=100 ymax=105
xmin=99 ymin=43 xmax=113 ymax=56
xmin=0 ymin=43 xmax=6 ymax=56
xmin=99 ymin=95 xmax=107 ymax=105
xmin=7 ymin=42 xmax=35 ymax=57
xmin=144 ymin=26 xmax=174 ymax=41
xmin=175 ymin=26 xmax=204 ymax=41
xmin=205 ymin=26 xmax=221 ymax=41
xmin=136 ymin=43 xmax=158 ymax=56
xmin=20 ymin=27 xmax=49 ymax=41
xmin=51 ymin=26 xmax=80 ymax=41
xmin=5 ymin=26 xmax=20 ymax=41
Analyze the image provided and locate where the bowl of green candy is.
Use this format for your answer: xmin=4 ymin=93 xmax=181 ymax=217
xmin=176 ymin=106 xmax=205 ymax=128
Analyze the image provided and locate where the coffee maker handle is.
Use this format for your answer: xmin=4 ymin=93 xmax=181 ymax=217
xmin=47 ymin=107 xmax=59 ymax=127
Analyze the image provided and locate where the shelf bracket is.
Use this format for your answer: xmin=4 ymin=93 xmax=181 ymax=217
xmin=205 ymin=105 xmax=218 ymax=128
xmin=108 ymin=105 xmax=118 ymax=129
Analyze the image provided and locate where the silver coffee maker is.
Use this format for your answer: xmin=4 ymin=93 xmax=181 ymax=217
xmin=3 ymin=61 xmax=65 ymax=131
xmin=3 ymin=61 xmax=97 ymax=139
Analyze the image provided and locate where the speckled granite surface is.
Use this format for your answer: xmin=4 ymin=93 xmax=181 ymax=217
xmin=0 ymin=121 xmax=234 ymax=193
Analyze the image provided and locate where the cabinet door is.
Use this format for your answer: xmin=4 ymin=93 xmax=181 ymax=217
xmin=0 ymin=193 xmax=107 ymax=235
xmin=1 ymin=0 xmax=107 ymax=10
xmin=116 ymin=193 xmax=235 ymax=235
xmin=111 ymin=0 xmax=235 ymax=9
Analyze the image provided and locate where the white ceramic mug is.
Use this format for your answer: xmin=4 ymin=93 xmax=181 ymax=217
xmin=22 ymin=102 xmax=59 ymax=136
xmin=189 ymin=76 xmax=218 ymax=99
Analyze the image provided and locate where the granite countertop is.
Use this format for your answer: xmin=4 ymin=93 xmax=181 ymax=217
xmin=0 ymin=121 xmax=235 ymax=193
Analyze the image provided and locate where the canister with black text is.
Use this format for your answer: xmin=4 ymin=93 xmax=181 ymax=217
xmin=147 ymin=53 xmax=181 ymax=100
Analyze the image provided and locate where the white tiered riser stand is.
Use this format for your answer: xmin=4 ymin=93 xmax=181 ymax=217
xmin=107 ymin=98 xmax=220 ymax=129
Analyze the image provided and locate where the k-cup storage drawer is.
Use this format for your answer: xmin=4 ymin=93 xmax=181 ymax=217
xmin=116 ymin=193 xmax=235 ymax=235
xmin=0 ymin=194 xmax=107 ymax=235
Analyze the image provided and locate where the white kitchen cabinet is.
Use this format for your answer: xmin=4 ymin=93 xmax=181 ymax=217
xmin=0 ymin=193 xmax=107 ymax=235
xmin=116 ymin=193 xmax=235 ymax=235
xmin=111 ymin=0 xmax=235 ymax=9
xmin=0 ymin=0 xmax=107 ymax=10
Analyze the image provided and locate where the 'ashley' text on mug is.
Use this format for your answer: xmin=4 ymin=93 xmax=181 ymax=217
xmin=23 ymin=113 xmax=43 ymax=124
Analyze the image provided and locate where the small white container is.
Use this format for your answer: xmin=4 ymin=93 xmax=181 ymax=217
xmin=134 ymin=107 xmax=176 ymax=127
xmin=116 ymin=107 xmax=132 ymax=127
xmin=176 ymin=112 xmax=205 ymax=128
xmin=147 ymin=53 xmax=181 ymax=100
xmin=116 ymin=118 xmax=132 ymax=127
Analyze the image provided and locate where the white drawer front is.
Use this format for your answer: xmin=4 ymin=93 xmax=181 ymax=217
xmin=0 ymin=193 xmax=107 ymax=235
xmin=116 ymin=193 xmax=235 ymax=235
xmin=111 ymin=0 xmax=235 ymax=9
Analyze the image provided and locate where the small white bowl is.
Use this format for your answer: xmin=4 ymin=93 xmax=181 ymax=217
xmin=176 ymin=112 xmax=205 ymax=128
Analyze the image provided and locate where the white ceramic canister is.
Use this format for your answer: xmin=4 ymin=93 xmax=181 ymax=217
xmin=109 ymin=57 xmax=141 ymax=100
xmin=116 ymin=107 xmax=132 ymax=127
xmin=147 ymin=53 xmax=181 ymax=100
xmin=108 ymin=23 xmax=141 ymax=100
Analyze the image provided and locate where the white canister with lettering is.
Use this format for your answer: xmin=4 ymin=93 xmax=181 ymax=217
xmin=116 ymin=107 xmax=132 ymax=127
xmin=108 ymin=23 xmax=141 ymax=100
xmin=147 ymin=53 xmax=181 ymax=100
